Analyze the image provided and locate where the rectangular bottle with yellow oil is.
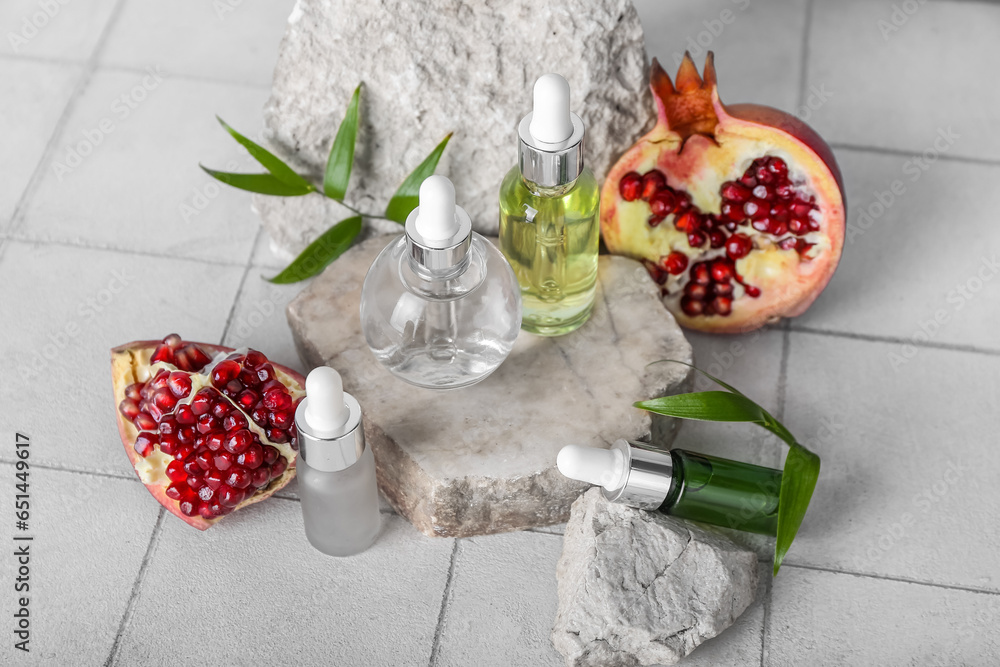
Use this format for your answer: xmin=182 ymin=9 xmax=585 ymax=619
xmin=499 ymin=74 xmax=600 ymax=336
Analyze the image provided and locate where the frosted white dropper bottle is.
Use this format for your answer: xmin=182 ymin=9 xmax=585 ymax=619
xmin=294 ymin=366 xmax=380 ymax=556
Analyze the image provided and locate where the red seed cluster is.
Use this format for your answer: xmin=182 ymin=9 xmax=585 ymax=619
xmin=619 ymin=155 xmax=819 ymax=317
xmin=119 ymin=336 xmax=297 ymax=521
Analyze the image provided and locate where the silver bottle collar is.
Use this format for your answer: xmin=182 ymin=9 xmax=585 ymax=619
xmin=602 ymin=439 xmax=675 ymax=510
xmin=294 ymin=393 xmax=365 ymax=473
xmin=404 ymin=204 xmax=473 ymax=273
xmin=517 ymin=111 xmax=585 ymax=188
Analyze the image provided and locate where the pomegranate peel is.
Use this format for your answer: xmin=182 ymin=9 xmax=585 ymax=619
xmin=602 ymin=52 xmax=845 ymax=333
xmin=112 ymin=335 xmax=304 ymax=530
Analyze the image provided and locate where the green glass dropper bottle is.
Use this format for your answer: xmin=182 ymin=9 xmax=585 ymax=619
xmin=499 ymin=73 xmax=600 ymax=337
xmin=557 ymin=439 xmax=782 ymax=535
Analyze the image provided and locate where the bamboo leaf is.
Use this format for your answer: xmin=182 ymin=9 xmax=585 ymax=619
xmin=774 ymin=444 xmax=820 ymax=576
xmin=637 ymin=360 xmax=822 ymax=575
xmin=200 ymin=166 xmax=314 ymax=196
xmin=215 ymin=116 xmax=313 ymax=189
xmin=324 ymin=85 xmax=361 ymax=201
xmin=384 ymin=133 xmax=453 ymax=223
xmin=266 ymin=216 xmax=362 ymax=284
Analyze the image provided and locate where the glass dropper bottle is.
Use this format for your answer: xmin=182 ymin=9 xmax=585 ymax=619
xmin=557 ymin=440 xmax=783 ymax=535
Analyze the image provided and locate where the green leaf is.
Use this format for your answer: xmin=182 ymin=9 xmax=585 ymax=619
xmin=215 ymin=116 xmax=313 ymax=190
xmin=200 ymin=166 xmax=314 ymax=196
xmin=636 ymin=359 xmax=821 ymax=576
xmin=324 ymin=85 xmax=361 ymax=201
xmin=266 ymin=216 xmax=363 ymax=284
xmin=635 ymin=391 xmax=768 ymax=423
xmin=774 ymin=444 xmax=820 ymax=576
xmin=384 ymin=133 xmax=453 ymax=224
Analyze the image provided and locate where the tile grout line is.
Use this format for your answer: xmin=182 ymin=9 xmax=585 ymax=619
xmin=427 ymin=539 xmax=461 ymax=667
xmin=7 ymin=0 xmax=129 ymax=236
xmin=219 ymin=226 xmax=263 ymax=344
xmin=782 ymin=562 xmax=1000 ymax=597
xmin=103 ymin=506 xmax=166 ymax=667
xmin=829 ymin=141 xmax=1000 ymax=169
xmin=0 ymin=459 xmax=137 ymax=482
xmin=788 ymin=324 xmax=1000 ymax=357
xmin=4 ymin=233 xmax=249 ymax=268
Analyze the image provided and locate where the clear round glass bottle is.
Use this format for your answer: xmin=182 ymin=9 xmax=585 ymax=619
xmin=499 ymin=166 xmax=600 ymax=336
xmin=360 ymin=232 xmax=521 ymax=389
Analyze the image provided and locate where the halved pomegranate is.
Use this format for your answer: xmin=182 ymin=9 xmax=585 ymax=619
xmin=111 ymin=334 xmax=305 ymax=529
xmin=602 ymin=53 xmax=845 ymax=333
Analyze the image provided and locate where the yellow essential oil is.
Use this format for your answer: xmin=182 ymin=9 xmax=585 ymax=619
xmin=498 ymin=166 xmax=600 ymax=336
xmin=499 ymin=73 xmax=600 ymax=336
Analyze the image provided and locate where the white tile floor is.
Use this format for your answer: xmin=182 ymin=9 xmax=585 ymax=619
xmin=0 ymin=0 xmax=997 ymax=664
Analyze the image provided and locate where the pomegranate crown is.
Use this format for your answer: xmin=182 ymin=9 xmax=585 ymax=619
xmin=649 ymin=52 xmax=721 ymax=149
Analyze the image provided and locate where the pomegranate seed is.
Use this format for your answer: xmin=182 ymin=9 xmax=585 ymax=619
xmin=649 ymin=190 xmax=676 ymax=217
xmin=256 ymin=364 xmax=276 ymax=384
xmin=687 ymin=231 xmax=706 ymax=248
xmin=743 ymin=200 xmax=760 ymax=218
xmin=187 ymin=473 xmax=205 ymax=490
xmin=211 ymin=360 xmax=241 ymax=388
xmin=191 ymin=388 xmax=215 ymax=416
xmin=252 ymin=467 xmax=271 ymax=488
xmin=224 ymin=412 xmax=249 ymax=432
xmin=648 ymin=214 xmax=666 ymax=227
xmin=224 ymin=379 xmax=243 ymax=398
xmin=619 ymin=172 xmax=642 ymax=201
xmin=262 ymin=446 xmax=280 ymax=466
xmin=236 ymin=389 xmax=259 ymax=411
xmin=750 ymin=199 xmax=770 ymax=220
xmin=162 ymin=334 xmax=182 ymax=349
xmin=133 ymin=433 xmax=158 ymax=458
xmin=691 ymin=263 xmax=711 ymax=285
xmin=210 ymin=401 xmax=230 ymax=420
xmin=770 ymin=220 xmax=789 ymax=236
xmin=153 ymin=388 xmax=177 ymax=412
xmin=157 ymin=417 xmax=176 ymax=436
xmin=712 ymin=296 xmax=733 ymax=316
xmin=266 ymin=428 xmax=289 ymax=444
xmin=726 ymin=234 xmax=753 ymax=260
xmin=791 ymin=201 xmax=813 ymax=218
xmin=197 ymin=503 xmax=216 ymax=520
xmin=204 ymin=469 xmax=224 ymax=490
xmin=226 ymin=467 xmax=252 ymax=490
xmin=642 ymin=260 xmax=667 ymax=284
xmin=178 ymin=426 xmax=195 ymax=445
xmin=198 ymin=485 xmax=215 ymax=502
xmin=174 ymin=444 xmax=194 ymax=461
xmin=661 ymin=251 xmax=688 ymax=275
xmin=674 ymin=211 xmax=699 ymax=232
xmin=183 ymin=458 xmax=202 ymax=476
xmin=250 ymin=403 xmax=270 ymax=427
xmin=147 ymin=403 xmax=166 ymax=423
xmin=770 ymin=202 xmax=791 ymax=222
xmin=176 ymin=405 xmax=196 ymax=426
xmin=119 ymin=399 xmax=140 ymax=420
xmin=263 ymin=389 xmax=292 ymax=412
xmin=225 ymin=429 xmax=253 ymax=455
xmin=673 ymin=191 xmax=692 ymax=214
xmin=238 ymin=368 xmax=260 ymax=388
xmin=124 ymin=383 xmax=143 ymax=402
xmin=165 ymin=483 xmax=193 ymax=502
xmin=708 ymin=230 xmax=726 ymax=249
xmin=205 ymin=432 xmax=225 ymax=452
xmin=269 ymin=410 xmax=293 ymax=429
xmin=197 ymin=413 xmax=220 ymax=435
xmin=237 ymin=443 xmax=264 ymax=470
xmin=720 ymin=181 xmax=751 ymax=203
xmin=738 ymin=172 xmax=756 ymax=188
xmin=720 ymin=202 xmax=743 ymax=222
xmin=752 ymin=185 xmax=773 ymax=201
xmin=775 ymin=183 xmax=795 ymax=200
xmin=714 ymin=281 xmax=734 ymax=297
xmin=680 ymin=297 xmax=704 ymax=317
xmin=684 ymin=282 xmax=708 ymax=300
xmin=150 ymin=344 xmax=174 ymax=365
xmin=754 ymin=164 xmax=774 ymax=185
xmin=271 ymin=456 xmax=288 ymax=479
xmin=244 ymin=350 xmax=268 ymax=369
xmin=260 ymin=379 xmax=283 ymax=394
xmin=751 ymin=219 xmax=771 ymax=233
xmin=151 ymin=369 xmax=170 ymax=389
xmin=744 ymin=284 xmax=761 ymax=298
xmin=134 ymin=412 xmax=156 ymax=431
xmin=768 ymin=157 xmax=788 ymax=178
xmin=165 ymin=372 xmax=190 ymax=399
xmin=195 ymin=450 xmax=214 ymax=471
xmin=711 ymin=260 xmax=734 ymax=282
xmin=640 ymin=170 xmax=667 ymax=199
xmin=219 ymin=484 xmax=245 ymax=508
xmin=788 ymin=218 xmax=808 ymax=235
xmin=178 ymin=500 xmax=197 ymax=517
xmin=158 ymin=433 xmax=178 ymax=457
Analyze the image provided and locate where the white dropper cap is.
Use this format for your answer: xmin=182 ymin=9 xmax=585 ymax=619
xmin=529 ymin=73 xmax=574 ymax=144
xmin=557 ymin=445 xmax=628 ymax=490
xmin=414 ymin=175 xmax=459 ymax=242
xmin=303 ymin=366 xmax=351 ymax=436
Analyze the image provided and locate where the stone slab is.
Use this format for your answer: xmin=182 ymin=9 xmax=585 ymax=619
xmin=287 ymin=235 xmax=692 ymax=537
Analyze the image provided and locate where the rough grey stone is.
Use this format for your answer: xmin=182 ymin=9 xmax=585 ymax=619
xmin=552 ymin=488 xmax=759 ymax=666
xmin=255 ymin=0 xmax=653 ymax=259
xmin=287 ymin=235 xmax=692 ymax=537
